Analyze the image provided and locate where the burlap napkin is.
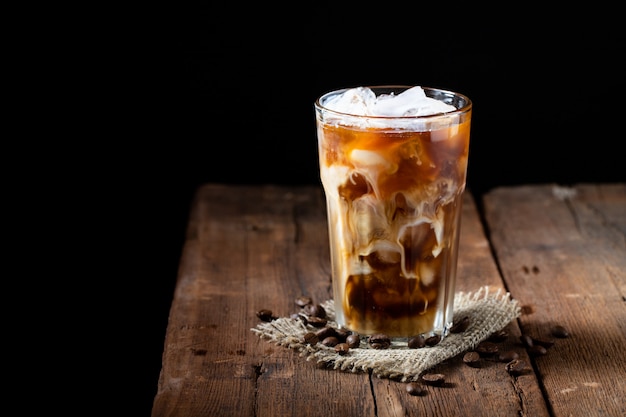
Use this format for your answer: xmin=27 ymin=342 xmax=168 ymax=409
xmin=251 ymin=286 xmax=520 ymax=382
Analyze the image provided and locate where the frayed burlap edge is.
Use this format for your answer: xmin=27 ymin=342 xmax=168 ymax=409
xmin=251 ymin=286 xmax=521 ymax=382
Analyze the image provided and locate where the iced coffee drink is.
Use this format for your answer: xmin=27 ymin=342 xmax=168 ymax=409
xmin=315 ymin=86 xmax=472 ymax=338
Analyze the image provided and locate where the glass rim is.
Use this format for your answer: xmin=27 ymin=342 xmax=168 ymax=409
xmin=315 ymin=85 xmax=472 ymax=120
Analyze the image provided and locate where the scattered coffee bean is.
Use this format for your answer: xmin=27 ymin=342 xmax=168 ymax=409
xmin=450 ymin=316 xmax=470 ymax=333
xmin=321 ymin=336 xmax=340 ymax=347
xmin=315 ymin=326 xmax=336 ymax=340
xmin=346 ymin=334 xmax=360 ymax=348
xmin=306 ymin=316 xmax=328 ymax=327
xmin=505 ymin=359 xmax=531 ymax=376
xmin=425 ymin=335 xmax=441 ymax=346
xmin=463 ymin=351 xmax=481 ymax=367
xmin=303 ymin=304 xmax=327 ymax=318
xmin=408 ymin=335 xmax=426 ymax=349
xmin=369 ymin=334 xmax=391 ymax=349
xmin=528 ymin=345 xmax=547 ymax=356
xmin=476 ymin=341 xmax=499 ymax=356
xmin=258 ymin=294 xmax=572 ymax=387
xmin=519 ymin=334 xmax=534 ymax=348
xmin=497 ymin=350 xmax=519 ymax=363
xmin=256 ymin=309 xmax=275 ymax=322
xmin=294 ymin=295 xmax=313 ymax=307
xmin=303 ymin=332 xmax=319 ymax=345
xmin=551 ymin=325 xmax=570 ymax=338
xmin=488 ymin=329 xmax=509 ymax=343
xmin=406 ymin=382 xmax=426 ymax=396
xmin=335 ymin=343 xmax=350 ymax=355
xmin=421 ymin=373 xmax=445 ymax=386
xmin=520 ymin=304 xmax=536 ymax=315
xmin=369 ymin=343 xmax=389 ymax=349
xmin=334 ymin=328 xmax=351 ymax=341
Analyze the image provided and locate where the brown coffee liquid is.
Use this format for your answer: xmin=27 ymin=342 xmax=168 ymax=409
xmin=319 ymin=115 xmax=471 ymax=337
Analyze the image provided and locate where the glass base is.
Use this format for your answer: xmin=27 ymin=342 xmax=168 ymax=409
xmin=337 ymin=324 xmax=452 ymax=349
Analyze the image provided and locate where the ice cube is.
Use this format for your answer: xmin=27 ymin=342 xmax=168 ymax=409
xmin=373 ymin=87 xmax=456 ymax=116
xmin=324 ymin=86 xmax=456 ymax=117
xmin=350 ymin=149 xmax=395 ymax=173
xmin=323 ymin=87 xmax=376 ymax=115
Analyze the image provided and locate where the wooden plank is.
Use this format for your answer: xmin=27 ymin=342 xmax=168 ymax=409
xmin=482 ymin=183 xmax=626 ymax=417
xmin=152 ymin=184 xmax=551 ymax=417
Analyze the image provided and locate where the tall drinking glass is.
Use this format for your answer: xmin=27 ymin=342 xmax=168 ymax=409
xmin=315 ymin=85 xmax=472 ymax=340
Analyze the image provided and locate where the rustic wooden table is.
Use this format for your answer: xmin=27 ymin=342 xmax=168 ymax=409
xmin=151 ymin=183 xmax=625 ymax=417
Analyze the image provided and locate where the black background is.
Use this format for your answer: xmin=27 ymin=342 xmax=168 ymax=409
xmin=138 ymin=6 xmax=625 ymax=413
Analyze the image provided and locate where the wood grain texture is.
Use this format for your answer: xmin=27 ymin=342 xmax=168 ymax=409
xmin=152 ymin=183 xmax=625 ymax=416
xmin=482 ymin=183 xmax=626 ymax=417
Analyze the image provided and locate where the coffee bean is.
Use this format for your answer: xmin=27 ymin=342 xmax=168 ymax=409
xmin=528 ymin=345 xmax=547 ymax=356
xmin=335 ymin=343 xmax=350 ymax=355
xmin=505 ymin=359 xmax=531 ymax=376
xmin=306 ymin=316 xmax=327 ymax=327
xmin=463 ymin=351 xmax=481 ymax=367
xmin=476 ymin=341 xmax=499 ymax=356
xmin=406 ymin=382 xmax=426 ymax=396
xmin=346 ymin=334 xmax=360 ymax=348
xmin=334 ymin=328 xmax=351 ymax=342
xmin=425 ymin=335 xmax=441 ymax=346
xmin=321 ymin=336 xmax=340 ymax=347
xmin=488 ymin=329 xmax=509 ymax=343
xmin=315 ymin=326 xmax=336 ymax=340
xmin=450 ymin=316 xmax=470 ymax=333
xmin=303 ymin=332 xmax=319 ymax=345
xmin=256 ymin=309 xmax=274 ymax=322
xmin=408 ymin=335 xmax=426 ymax=349
xmin=421 ymin=373 xmax=445 ymax=386
xmin=497 ymin=350 xmax=519 ymax=363
xmin=303 ymin=304 xmax=327 ymax=318
xmin=551 ymin=325 xmax=570 ymax=338
xmin=519 ymin=334 xmax=534 ymax=348
xmin=294 ymin=295 xmax=313 ymax=307
xmin=368 ymin=334 xmax=391 ymax=349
